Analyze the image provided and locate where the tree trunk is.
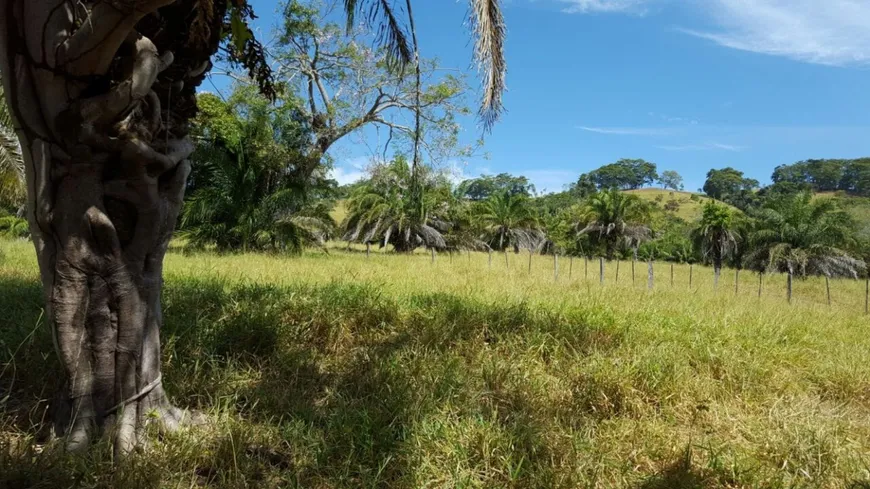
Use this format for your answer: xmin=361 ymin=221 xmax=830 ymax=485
xmin=0 ymin=0 xmax=217 ymax=455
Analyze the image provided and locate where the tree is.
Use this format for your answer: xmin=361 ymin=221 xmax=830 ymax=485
xmin=586 ymin=159 xmax=658 ymax=190
xmin=456 ymin=173 xmax=534 ymax=201
xmin=576 ymin=188 xmax=651 ymax=259
xmin=659 ymin=170 xmax=684 ymax=191
xmin=342 ymin=156 xmax=453 ymax=252
xmin=0 ymin=79 xmax=24 ymax=213
xmin=746 ymin=192 xmax=864 ymax=277
xmin=702 ymin=167 xmax=759 ymax=210
xmin=0 ymin=0 xmax=275 ymax=454
xmin=693 ymin=201 xmax=739 ymax=281
xmin=343 ymin=0 xmax=505 ymax=131
xmin=275 ymin=1 xmax=473 ymax=177
xmin=181 ymin=89 xmax=334 ymax=252
xmin=476 ymin=191 xmax=543 ymax=252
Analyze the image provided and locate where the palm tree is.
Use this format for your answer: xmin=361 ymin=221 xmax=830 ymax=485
xmin=342 ymin=156 xmax=452 ymax=252
xmin=576 ymin=189 xmax=651 ymax=259
xmin=0 ymin=79 xmax=25 ymax=214
xmin=745 ymin=192 xmax=864 ymax=278
xmin=180 ymin=90 xmax=335 ymax=253
xmin=476 ymin=191 xmax=544 ymax=252
xmin=693 ymin=201 xmax=739 ymax=283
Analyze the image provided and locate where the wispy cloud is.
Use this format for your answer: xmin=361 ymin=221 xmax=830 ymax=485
xmin=558 ymin=0 xmax=650 ymax=14
xmin=680 ymin=0 xmax=870 ymax=66
xmin=577 ymin=125 xmax=674 ymax=136
xmin=555 ymin=0 xmax=870 ymax=66
xmin=657 ymin=142 xmax=746 ymax=152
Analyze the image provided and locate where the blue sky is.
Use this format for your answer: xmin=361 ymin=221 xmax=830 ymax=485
xmin=218 ymin=0 xmax=870 ymax=193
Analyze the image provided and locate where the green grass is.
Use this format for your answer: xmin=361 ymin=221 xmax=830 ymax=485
xmin=625 ymin=189 xmax=720 ymax=222
xmin=2 ymin=239 xmax=870 ymax=488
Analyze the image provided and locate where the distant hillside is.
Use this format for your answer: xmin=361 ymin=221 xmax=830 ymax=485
xmin=817 ymin=192 xmax=870 ymax=240
xmin=625 ymin=188 xmax=722 ymax=222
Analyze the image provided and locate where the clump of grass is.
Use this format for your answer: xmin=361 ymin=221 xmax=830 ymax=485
xmin=2 ymin=238 xmax=870 ymax=488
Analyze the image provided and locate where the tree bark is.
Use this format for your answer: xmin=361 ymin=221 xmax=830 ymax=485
xmin=0 ymin=0 xmax=217 ymax=455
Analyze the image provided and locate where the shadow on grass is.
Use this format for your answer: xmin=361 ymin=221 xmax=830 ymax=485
xmin=0 ymin=273 xmax=623 ymax=488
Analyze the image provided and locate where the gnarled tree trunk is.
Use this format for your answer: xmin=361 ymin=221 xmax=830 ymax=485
xmin=0 ymin=0 xmax=225 ymax=456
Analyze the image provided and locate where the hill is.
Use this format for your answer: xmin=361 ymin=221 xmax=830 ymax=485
xmin=625 ymin=188 xmax=719 ymax=222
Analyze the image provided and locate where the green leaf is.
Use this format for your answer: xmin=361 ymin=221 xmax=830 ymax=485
xmin=230 ymin=10 xmax=252 ymax=54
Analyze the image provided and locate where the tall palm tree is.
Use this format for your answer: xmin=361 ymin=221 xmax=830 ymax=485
xmin=342 ymin=156 xmax=451 ymax=252
xmin=576 ymin=189 xmax=651 ymax=259
xmin=693 ymin=200 xmax=739 ymax=282
xmin=476 ymin=191 xmax=544 ymax=252
xmin=746 ymin=192 xmax=864 ymax=277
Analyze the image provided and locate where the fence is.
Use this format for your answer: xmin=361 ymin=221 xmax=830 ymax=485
xmin=416 ymin=249 xmax=870 ymax=314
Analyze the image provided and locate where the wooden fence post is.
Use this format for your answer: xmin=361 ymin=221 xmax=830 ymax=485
xmin=554 ymin=254 xmax=559 ymax=281
xmin=632 ymin=259 xmax=636 ymax=284
xmin=735 ymin=269 xmax=739 ymax=295
xmin=689 ymin=264 xmax=693 ymax=289
xmin=366 ymin=242 xmax=371 ymax=258
xmin=528 ymin=250 xmax=533 ymax=274
xmin=585 ymin=256 xmax=589 ymax=281
xmin=714 ymin=267 xmax=720 ymax=291
xmin=825 ymin=275 xmax=831 ymax=306
xmin=599 ymin=257 xmax=605 ymax=285
xmin=865 ymin=279 xmax=868 ymax=315
xmin=488 ymin=249 xmax=492 ymax=269
xmin=787 ymin=272 xmax=793 ymax=304
xmin=758 ymin=272 xmax=763 ymax=299
xmin=450 ymin=251 xmax=453 ymax=264
xmin=569 ymin=256 xmax=574 ymax=280
xmin=670 ymin=263 xmax=674 ymax=287
xmin=648 ymin=261 xmax=654 ymax=290
xmin=504 ymin=251 xmax=509 ymax=269
xmin=431 ymin=248 xmax=436 ymax=264
xmin=616 ymin=260 xmax=620 ymax=284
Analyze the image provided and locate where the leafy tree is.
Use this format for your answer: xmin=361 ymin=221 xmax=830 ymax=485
xmin=456 ymin=173 xmax=534 ymax=201
xmin=342 ymin=156 xmax=453 ymax=252
xmin=841 ymin=159 xmax=870 ymax=196
xmin=703 ymin=167 xmax=759 ymax=209
xmin=576 ymin=188 xmax=652 ymax=259
xmin=476 ymin=191 xmax=543 ymax=252
xmin=569 ymin=173 xmax=598 ymax=199
xmin=181 ymin=89 xmax=334 ymax=253
xmin=746 ymin=192 xmax=864 ymax=277
xmin=693 ymin=201 xmax=739 ymax=277
xmin=275 ymin=1 xmax=473 ymax=176
xmin=343 ymin=0 xmax=506 ymax=130
xmin=586 ymin=159 xmax=658 ymax=190
xmin=0 ymin=0 xmax=276 ymax=454
xmin=659 ymin=170 xmax=684 ymax=191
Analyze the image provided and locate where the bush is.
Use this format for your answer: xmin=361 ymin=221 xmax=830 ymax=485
xmin=664 ymin=200 xmax=680 ymax=212
xmin=690 ymin=194 xmax=700 ymax=202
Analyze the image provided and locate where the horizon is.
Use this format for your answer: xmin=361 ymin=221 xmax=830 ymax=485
xmin=210 ymin=0 xmax=870 ymax=194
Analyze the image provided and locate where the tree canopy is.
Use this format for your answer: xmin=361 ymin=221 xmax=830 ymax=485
xmin=456 ymin=173 xmax=535 ymax=201
xmin=583 ymin=159 xmax=659 ymax=190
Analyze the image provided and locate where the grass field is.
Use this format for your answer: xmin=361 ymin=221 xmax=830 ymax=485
xmin=2 ymin=239 xmax=870 ymax=488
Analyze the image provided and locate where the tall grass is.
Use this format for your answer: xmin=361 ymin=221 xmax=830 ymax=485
xmin=2 ymin=239 xmax=870 ymax=488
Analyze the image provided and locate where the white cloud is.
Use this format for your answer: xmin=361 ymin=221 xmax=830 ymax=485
xmin=681 ymin=0 xmax=870 ymax=66
xmin=555 ymin=0 xmax=870 ymax=66
xmin=559 ymin=0 xmax=650 ymax=14
xmin=577 ymin=125 xmax=674 ymax=136
xmin=329 ymin=156 xmax=370 ymax=185
xmin=657 ymin=141 xmax=745 ymax=152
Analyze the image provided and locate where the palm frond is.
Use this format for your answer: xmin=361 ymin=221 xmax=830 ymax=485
xmin=468 ymin=0 xmax=506 ymax=132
